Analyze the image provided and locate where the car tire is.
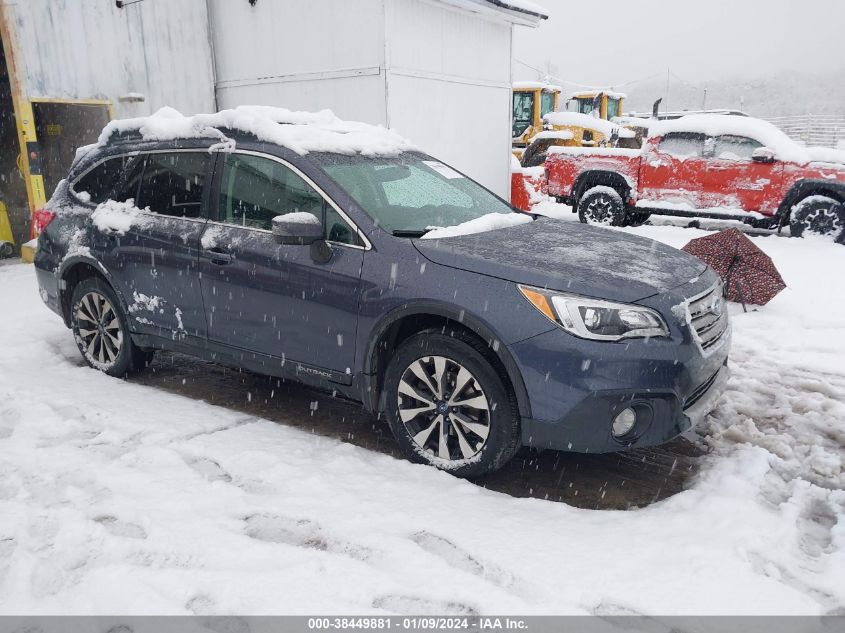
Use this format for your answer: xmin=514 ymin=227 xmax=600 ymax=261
xmin=578 ymin=186 xmax=626 ymax=226
xmin=70 ymin=277 xmax=152 ymax=377
xmin=383 ymin=329 xmax=521 ymax=478
xmin=789 ymin=197 xmax=844 ymax=239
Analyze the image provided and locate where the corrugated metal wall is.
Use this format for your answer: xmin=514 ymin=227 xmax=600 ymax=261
xmin=210 ymin=0 xmax=388 ymax=125
xmin=9 ymin=0 xmax=215 ymax=117
xmin=386 ymin=0 xmax=512 ymax=197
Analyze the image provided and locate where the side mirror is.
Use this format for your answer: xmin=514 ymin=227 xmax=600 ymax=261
xmin=752 ymin=147 xmax=776 ymax=163
xmin=272 ymin=212 xmax=323 ymax=245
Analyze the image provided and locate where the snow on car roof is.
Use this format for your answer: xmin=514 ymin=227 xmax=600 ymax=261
xmin=650 ymin=114 xmax=814 ymax=163
xmin=97 ymin=105 xmax=417 ymax=157
xmin=542 ymin=112 xmax=636 ymax=138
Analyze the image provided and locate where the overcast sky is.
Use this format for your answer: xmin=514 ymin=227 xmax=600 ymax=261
xmin=513 ymin=0 xmax=845 ymax=90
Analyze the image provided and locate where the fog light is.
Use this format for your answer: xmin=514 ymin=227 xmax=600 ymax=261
xmin=612 ymin=407 xmax=637 ymax=438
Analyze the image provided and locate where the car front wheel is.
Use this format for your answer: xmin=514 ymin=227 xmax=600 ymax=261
xmin=383 ymin=330 xmax=520 ymax=477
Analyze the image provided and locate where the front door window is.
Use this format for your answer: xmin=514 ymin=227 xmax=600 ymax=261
xmin=217 ymin=153 xmax=358 ymax=244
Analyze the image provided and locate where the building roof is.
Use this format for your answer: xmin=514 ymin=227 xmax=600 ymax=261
xmin=482 ymin=0 xmax=549 ymax=19
xmin=440 ymin=0 xmax=549 ymax=25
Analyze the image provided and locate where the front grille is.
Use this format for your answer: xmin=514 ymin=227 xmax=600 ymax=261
xmin=686 ymin=285 xmax=729 ymax=353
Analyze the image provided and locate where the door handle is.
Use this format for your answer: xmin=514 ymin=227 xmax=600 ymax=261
xmin=204 ymin=248 xmax=233 ymax=265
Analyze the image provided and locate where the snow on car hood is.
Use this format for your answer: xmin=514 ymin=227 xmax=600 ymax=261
xmin=413 ymin=217 xmax=709 ymax=303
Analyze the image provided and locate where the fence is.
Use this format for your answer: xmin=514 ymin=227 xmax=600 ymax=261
xmin=765 ymin=114 xmax=845 ymax=148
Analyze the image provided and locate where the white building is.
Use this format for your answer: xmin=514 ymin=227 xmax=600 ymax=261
xmin=0 ymin=0 xmax=546 ymax=250
xmin=209 ymin=0 xmax=547 ymax=198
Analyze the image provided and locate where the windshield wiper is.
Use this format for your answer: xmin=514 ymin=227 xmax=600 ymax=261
xmin=391 ymin=229 xmax=430 ymax=238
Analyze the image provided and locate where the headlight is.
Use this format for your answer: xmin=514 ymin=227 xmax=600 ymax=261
xmin=518 ymin=285 xmax=669 ymax=341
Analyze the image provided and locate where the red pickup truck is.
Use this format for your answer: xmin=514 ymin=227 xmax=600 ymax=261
xmin=545 ymin=114 xmax=845 ymax=240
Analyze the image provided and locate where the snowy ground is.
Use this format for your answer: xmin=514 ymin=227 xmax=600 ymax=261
xmin=0 ymin=210 xmax=843 ymax=615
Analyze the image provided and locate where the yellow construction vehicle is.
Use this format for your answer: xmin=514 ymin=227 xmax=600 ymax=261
xmin=513 ymin=84 xmax=642 ymax=166
xmin=512 ymin=81 xmax=561 ymax=159
xmin=566 ymin=90 xmax=625 ymax=120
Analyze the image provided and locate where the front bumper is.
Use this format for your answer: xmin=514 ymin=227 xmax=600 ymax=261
xmin=510 ymin=317 xmax=730 ymax=453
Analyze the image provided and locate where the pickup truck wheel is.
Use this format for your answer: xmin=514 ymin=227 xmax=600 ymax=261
xmin=383 ymin=330 xmax=521 ymax=478
xmin=789 ymin=197 xmax=844 ymax=239
xmin=578 ymin=187 xmax=626 ymax=226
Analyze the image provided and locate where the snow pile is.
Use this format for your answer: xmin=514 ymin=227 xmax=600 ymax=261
xmin=548 ymin=146 xmax=641 ymax=158
xmin=422 ymin=213 xmax=533 ymax=239
xmin=613 ymin=115 xmax=652 ymax=129
xmin=531 ymin=130 xmax=574 ymax=142
xmin=805 ymin=147 xmax=845 ymax=166
xmin=543 ymin=112 xmax=635 ymax=138
xmin=91 ymin=199 xmax=151 ymax=235
xmin=512 ymin=80 xmax=561 ymax=92
xmin=569 ymin=90 xmax=627 ymax=100
xmin=98 ymin=106 xmax=416 ymax=157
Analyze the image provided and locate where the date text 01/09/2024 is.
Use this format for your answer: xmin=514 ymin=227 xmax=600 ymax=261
xmin=307 ymin=617 xmax=529 ymax=630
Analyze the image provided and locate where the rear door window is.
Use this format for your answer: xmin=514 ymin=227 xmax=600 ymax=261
xmin=72 ymin=155 xmax=128 ymax=204
xmin=658 ymin=132 xmax=707 ymax=158
xmin=136 ymin=152 xmax=210 ymax=218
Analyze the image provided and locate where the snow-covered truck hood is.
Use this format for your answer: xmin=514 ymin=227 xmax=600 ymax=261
xmin=413 ymin=217 xmax=708 ymax=303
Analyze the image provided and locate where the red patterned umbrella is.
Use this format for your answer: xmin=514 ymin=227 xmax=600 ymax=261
xmin=681 ymin=228 xmax=786 ymax=306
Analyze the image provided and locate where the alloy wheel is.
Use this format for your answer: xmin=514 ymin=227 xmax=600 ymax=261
xmin=397 ymin=355 xmax=491 ymax=461
xmin=584 ymin=195 xmax=615 ymax=224
xmin=802 ymin=205 xmax=843 ymax=237
xmin=75 ymin=291 xmax=123 ymax=367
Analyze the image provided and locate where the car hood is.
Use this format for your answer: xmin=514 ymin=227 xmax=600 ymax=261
xmin=413 ymin=217 xmax=708 ymax=303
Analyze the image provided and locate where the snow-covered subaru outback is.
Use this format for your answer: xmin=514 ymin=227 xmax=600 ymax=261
xmin=546 ymin=114 xmax=845 ymax=240
xmin=34 ymin=106 xmax=730 ymax=477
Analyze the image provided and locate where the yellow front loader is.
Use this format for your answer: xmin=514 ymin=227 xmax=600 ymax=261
xmin=566 ymin=90 xmax=625 ymax=120
xmin=512 ymin=82 xmax=561 ymax=160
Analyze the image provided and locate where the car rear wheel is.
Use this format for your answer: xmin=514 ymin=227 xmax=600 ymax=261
xmin=383 ymin=330 xmax=520 ymax=477
xmin=70 ymin=277 xmax=152 ymax=377
xmin=790 ymin=197 xmax=844 ymax=239
xmin=578 ymin=186 xmax=626 ymax=226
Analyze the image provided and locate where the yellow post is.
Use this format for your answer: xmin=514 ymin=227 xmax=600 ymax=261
xmin=16 ymin=100 xmax=45 ymax=263
xmin=0 ymin=201 xmax=14 ymax=245
xmin=1 ymin=4 xmax=46 ymax=262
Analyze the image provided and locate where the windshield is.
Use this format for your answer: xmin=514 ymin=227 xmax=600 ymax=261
xmin=313 ymin=152 xmax=515 ymax=235
xmin=512 ymin=91 xmax=535 ymax=137
xmin=540 ymin=91 xmax=556 ymax=118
